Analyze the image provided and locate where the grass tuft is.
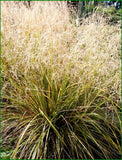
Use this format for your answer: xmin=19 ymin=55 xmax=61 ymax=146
xmin=1 ymin=1 xmax=121 ymax=159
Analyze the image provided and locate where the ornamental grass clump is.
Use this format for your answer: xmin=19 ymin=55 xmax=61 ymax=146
xmin=1 ymin=64 xmax=121 ymax=159
xmin=1 ymin=1 xmax=121 ymax=159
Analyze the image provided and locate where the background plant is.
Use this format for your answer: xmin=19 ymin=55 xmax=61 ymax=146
xmin=78 ymin=1 xmax=121 ymax=24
